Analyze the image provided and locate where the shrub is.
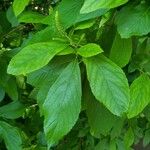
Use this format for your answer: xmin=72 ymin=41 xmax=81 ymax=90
xmin=0 ymin=0 xmax=150 ymax=149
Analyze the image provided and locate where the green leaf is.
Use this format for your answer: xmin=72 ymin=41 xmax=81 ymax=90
xmin=0 ymin=57 xmax=18 ymax=101
xmin=87 ymin=98 xmax=120 ymax=137
xmin=85 ymin=84 xmax=120 ymax=137
xmin=77 ymin=43 xmax=103 ymax=58
xmin=0 ymin=121 xmax=22 ymax=150
xmin=76 ymin=8 xmax=108 ymax=24
xmin=110 ymin=32 xmax=132 ymax=68
xmin=143 ymin=105 xmax=150 ymax=122
xmin=56 ymin=0 xmax=107 ymax=28
xmin=110 ymin=118 xmax=124 ymax=139
xmin=26 ymin=26 xmax=59 ymax=46
xmin=13 ymin=0 xmax=30 ymax=16
xmin=43 ymin=60 xmax=81 ymax=147
xmin=124 ymin=128 xmax=134 ymax=148
xmin=75 ymin=20 xmax=95 ymax=30
xmin=7 ymin=41 xmax=68 ymax=75
xmin=0 ymin=58 xmax=9 ymax=85
xmin=0 ymin=87 xmax=5 ymax=102
xmin=80 ymin=0 xmax=128 ymax=14
xmin=6 ymin=7 xmax=19 ymax=27
xmin=57 ymin=46 xmax=74 ymax=55
xmin=84 ymin=54 xmax=130 ymax=116
xmin=128 ymin=53 xmax=150 ymax=73
xmin=27 ymin=56 xmax=74 ymax=109
xmin=115 ymin=4 xmax=150 ymax=38
xmin=18 ymin=11 xmax=47 ymax=24
xmin=143 ymin=129 xmax=150 ymax=147
xmin=0 ymin=101 xmax=25 ymax=119
xmin=4 ymin=77 xmax=18 ymax=101
xmin=57 ymin=0 xmax=83 ymax=28
xmin=128 ymin=74 xmax=150 ymax=118
xmin=116 ymin=139 xmax=126 ymax=150
xmin=99 ymin=24 xmax=116 ymax=55
xmin=0 ymin=11 xmax=11 ymax=35
xmin=95 ymin=139 xmax=109 ymax=150
xmin=109 ymin=140 xmax=117 ymax=150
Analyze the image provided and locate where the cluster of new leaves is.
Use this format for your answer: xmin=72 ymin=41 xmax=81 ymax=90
xmin=0 ymin=0 xmax=150 ymax=149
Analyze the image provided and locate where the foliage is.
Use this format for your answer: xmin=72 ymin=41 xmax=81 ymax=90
xmin=0 ymin=0 xmax=150 ymax=149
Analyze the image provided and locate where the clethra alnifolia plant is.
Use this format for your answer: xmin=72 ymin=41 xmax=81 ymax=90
xmin=0 ymin=0 xmax=150 ymax=149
